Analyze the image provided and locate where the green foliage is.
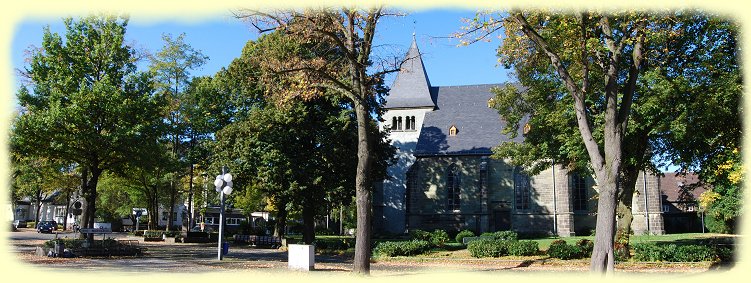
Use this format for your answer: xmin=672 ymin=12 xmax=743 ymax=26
xmin=409 ymin=229 xmax=431 ymax=241
xmin=429 ymin=229 xmax=450 ymax=247
xmin=546 ymin=239 xmax=585 ymax=260
xmin=632 ymin=243 xmax=722 ymax=262
xmin=480 ymin=230 xmax=518 ymax=241
xmin=467 ymin=239 xmax=508 ymax=258
xmin=575 ymin=239 xmax=594 ymax=257
xmin=455 ymin=230 xmax=475 ymax=244
xmin=507 ymin=240 xmax=539 ymax=256
xmin=372 ymin=240 xmax=432 ymax=257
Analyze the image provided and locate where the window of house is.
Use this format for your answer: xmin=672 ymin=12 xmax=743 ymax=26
xmin=514 ymin=169 xmax=531 ymax=210
xmin=55 ymin=207 xmax=66 ymax=217
xmin=162 ymin=212 xmax=168 ymax=221
xmin=572 ymin=173 xmax=588 ymax=211
xmin=226 ymin=218 xmax=243 ymax=225
xmin=406 ymin=163 xmax=420 ymax=212
xmin=447 ymin=164 xmax=461 ymax=211
xmin=449 ymin=125 xmax=457 ymax=136
xmin=205 ymin=217 xmax=215 ymax=224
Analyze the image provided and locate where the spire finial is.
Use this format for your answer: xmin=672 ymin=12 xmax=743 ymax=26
xmin=412 ymin=19 xmax=417 ymax=41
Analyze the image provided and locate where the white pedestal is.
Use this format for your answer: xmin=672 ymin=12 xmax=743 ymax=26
xmin=288 ymin=244 xmax=315 ymax=271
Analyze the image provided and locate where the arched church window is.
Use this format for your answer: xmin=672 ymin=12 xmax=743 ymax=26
xmin=391 ymin=117 xmax=397 ymax=130
xmin=410 ymin=116 xmax=416 ymax=130
xmin=406 ymin=162 xmax=420 ymax=213
xmin=572 ymin=173 xmax=587 ymax=211
xmin=514 ymin=168 xmax=531 ymax=210
xmin=405 ymin=116 xmax=412 ymax=130
xmin=447 ymin=164 xmax=461 ymax=211
xmin=397 ymin=116 xmax=403 ymax=131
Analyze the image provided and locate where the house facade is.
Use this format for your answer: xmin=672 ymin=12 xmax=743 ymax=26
xmin=374 ymin=38 xmax=665 ymax=236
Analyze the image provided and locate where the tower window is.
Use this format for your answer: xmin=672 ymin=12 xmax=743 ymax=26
xmin=447 ymin=164 xmax=461 ymax=211
xmin=405 ymin=116 xmax=412 ymax=130
xmin=397 ymin=116 xmax=403 ymax=130
xmin=572 ymin=173 xmax=587 ymax=211
xmin=391 ymin=117 xmax=397 ymax=130
xmin=410 ymin=116 xmax=416 ymax=131
xmin=514 ymin=169 xmax=531 ymax=210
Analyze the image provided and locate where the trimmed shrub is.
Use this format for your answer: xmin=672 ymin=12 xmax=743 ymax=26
xmin=455 ymin=230 xmax=475 ymax=244
xmin=373 ymin=240 xmax=432 ymax=257
xmin=481 ymin=231 xmax=518 ymax=241
xmin=575 ymin=239 xmax=594 ymax=258
xmin=633 ymin=243 xmax=721 ymax=262
xmin=546 ymin=239 xmax=584 ymax=260
xmin=507 ymin=240 xmax=539 ymax=256
xmin=409 ymin=229 xmax=431 ymax=241
xmin=467 ymin=239 xmax=508 ymax=258
xmin=429 ymin=229 xmax=450 ymax=247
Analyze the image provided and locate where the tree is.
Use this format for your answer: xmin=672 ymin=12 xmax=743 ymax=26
xmin=12 ymin=15 xmax=165 ymax=238
xmin=235 ymin=8 xmax=396 ymax=274
xmin=149 ymin=33 xmax=209 ymax=231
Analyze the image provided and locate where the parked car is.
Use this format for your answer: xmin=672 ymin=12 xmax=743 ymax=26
xmin=12 ymin=220 xmax=27 ymax=229
xmin=37 ymin=221 xmax=55 ymax=233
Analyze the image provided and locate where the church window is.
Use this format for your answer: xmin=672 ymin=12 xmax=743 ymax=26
xmin=449 ymin=125 xmax=457 ymax=136
xmin=405 ymin=116 xmax=412 ymax=130
xmin=572 ymin=173 xmax=587 ymax=211
xmin=514 ymin=169 xmax=531 ymax=210
xmin=406 ymin=163 xmax=420 ymax=213
xmin=391 ymin=117 xmax=397 ymax=130
xmin=447 ymin=164 xmax=461 ymax=211
xmin=410 ymin=116 xmax=416 ymax=130
xmin=397 ymin=116 xmax=403 ymax=130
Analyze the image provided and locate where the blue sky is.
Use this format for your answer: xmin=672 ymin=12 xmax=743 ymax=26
xmin=10 ymin=9 xmax=511 ymax=100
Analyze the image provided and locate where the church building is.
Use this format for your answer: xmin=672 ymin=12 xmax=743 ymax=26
xmin=373 ymin=38 xmax=665 ymax=237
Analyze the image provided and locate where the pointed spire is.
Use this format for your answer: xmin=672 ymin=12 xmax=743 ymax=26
xmin=385 ymin=36 xmax=434 ymax=109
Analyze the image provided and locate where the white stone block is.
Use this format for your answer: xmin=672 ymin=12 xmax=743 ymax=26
xmin=288 ymin=244 xmax=315 ymax=271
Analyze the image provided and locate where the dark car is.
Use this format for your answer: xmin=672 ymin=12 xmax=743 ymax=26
xmin=37 ymin=221 xmax=55 ymax=233
xmin=12 ymin=220 xmax=27 ymax=229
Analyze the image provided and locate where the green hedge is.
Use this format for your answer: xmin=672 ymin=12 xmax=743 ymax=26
xmin=455 ymin=230 xmax=475 ymax=244
xmin=546 ymin=239 xmax=586 ymax=260
xmin=632 ymin=243 xmax=722 ymax=262
xmin=467 ymin=239 xmax=508 ymax=258
xmin=373 ymin=240 xmax=432 ymax=257
xmin=410 ymin=229 xmax=450 ymax=247
xmin=480 ymin=231 xmax=518 ymax=241
xmin=507 ymin=240 xmax=539 ymax=256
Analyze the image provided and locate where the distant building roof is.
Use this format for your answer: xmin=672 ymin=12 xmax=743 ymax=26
xmin=414 ymin=84 xmax=525 ymax=156
xmin=384 ymin=39 xmax=435 ymax=109
xmin=660 ymin=172 xmax=708 ymax=202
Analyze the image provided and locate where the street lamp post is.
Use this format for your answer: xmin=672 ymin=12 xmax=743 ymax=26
xmin=214 ymin=167 xmax=233 ymax=261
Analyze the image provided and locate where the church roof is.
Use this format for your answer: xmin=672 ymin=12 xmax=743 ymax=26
xmin=414 ymin=84 xmax=525 ymax=156
xmin=384 ymin=39 xmax=435 ymax=109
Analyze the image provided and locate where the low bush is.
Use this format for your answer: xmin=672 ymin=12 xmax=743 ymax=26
xmin=480 ymin=231 xmax=518 ymax=241
xmin=373 ymin=240 xmax=432 ymax=257
xmin=507 ymin=240 xmax=539 ymax=256
xmin=455 ymin=230 xmax=475 ymax=244
xmin=467 ymin=239 xmax=508 ymax=258
xmin=409 ymin=229 xmax=431 ymax=241
xmin=632 ymin=243 xmax=722 ymax=262
xmin=546 ymin=239 xmax=584 ymax=260
xmin=576 ymin=239 xmax=594 ymax=257
xmin=429 ymin=229 xmax=450 ymax=247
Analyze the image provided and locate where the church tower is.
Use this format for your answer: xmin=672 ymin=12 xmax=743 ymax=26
xmin=375 ymin=37 xmax=435 ymax=234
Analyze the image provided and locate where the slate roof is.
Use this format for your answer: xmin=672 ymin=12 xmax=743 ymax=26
xmin=414 ymin=84 xmax=525 ymax=156
xmin=384 ymin=40 xmax=435 ymax=109
xmin=659 ymin=173 xmax=708 ymax=202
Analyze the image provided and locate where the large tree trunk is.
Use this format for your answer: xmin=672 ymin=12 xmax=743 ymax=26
xmin=167 ymin=182 xmax=176 ymax=231
xmin=273 ymin=199 xmax=288 ymax=238
xmin=302 ymin=203 xmax=316 ymax=244
xmin=352 ymin=100 xmax=373 ymax=275
xmin=83 ymin=167 xmax=102 ymax=242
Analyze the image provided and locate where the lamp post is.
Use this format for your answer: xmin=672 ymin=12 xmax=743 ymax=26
xmin=214 ymin=167 xmax=233 ymax=260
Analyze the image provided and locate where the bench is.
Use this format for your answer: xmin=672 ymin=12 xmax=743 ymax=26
xmin=233 ymin=235 xmax=281 ymax=248
xmin=184 ymin=231 xmax=213 ymax=243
